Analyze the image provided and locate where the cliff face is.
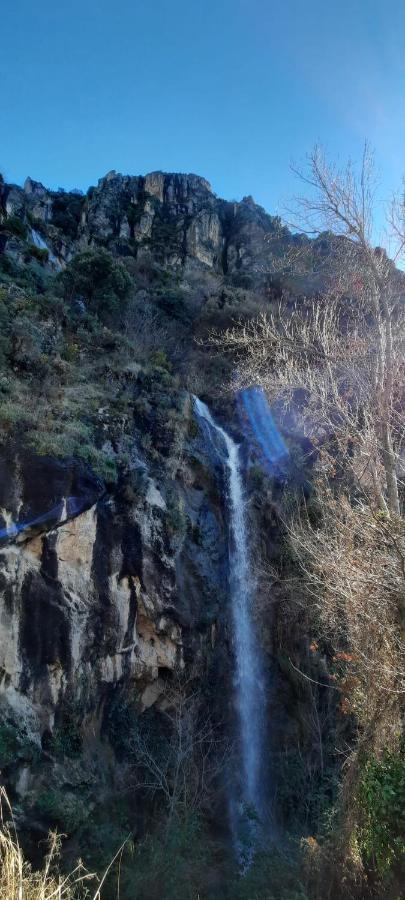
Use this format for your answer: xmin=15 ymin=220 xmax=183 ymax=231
xmin=2 ymin=168 xmax=403 ymax=900
xmin=0 ymin=168 xmax=308 ymax=856
xmin=1 ymin=169 xmax=287 ymax=279
xmin=0 ymin=413 xmax=231 ymax=836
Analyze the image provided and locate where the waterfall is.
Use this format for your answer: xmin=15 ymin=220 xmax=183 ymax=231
xmin=31 ymin=228 xmax=61 ymax=269
xmin=193 ymin=397 xmax=267 ymax=824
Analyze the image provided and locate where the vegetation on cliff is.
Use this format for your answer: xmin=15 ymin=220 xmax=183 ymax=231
xmin=210 ymin=146 xmax=405 ymax=898
xmin=0 ymin=156 xmax=403 ymax=898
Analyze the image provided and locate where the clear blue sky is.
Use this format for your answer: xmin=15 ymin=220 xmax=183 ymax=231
xmin=2 ymin=0 xmax=405 ymax=239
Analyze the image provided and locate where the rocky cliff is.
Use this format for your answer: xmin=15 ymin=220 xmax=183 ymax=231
xmin=0 ymin=169 xmax=282 ymax=849
xmin=0 ymin=405 xmax=233 ymax=844
xmin=0 ymin=169 xmax=339 ymax=893
xmin=1 ymin=169 xmax=288 ymax=276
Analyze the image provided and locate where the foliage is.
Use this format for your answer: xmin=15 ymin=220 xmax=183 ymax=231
xmin=36 ymin=790 xmax=90 ymax=834
xmin=122 ymin=814 xmax=212 ymax=900
xmin=231 ymin=843 xmax=308 ymax=900
xmin=0 ymin=794 xmax=98 ymax=900
xmin=0 ymin=724 xmax=39 ymax=769
xmin=26 ymin=243 xmax=49 ymax=263
xmin=51 ymin=701 xmax=83 ymax=759
xmin=155 ymin=287 xmax=191 ymax=323
xmin=165 ymin=488 xmax=187 ymax=537
xmin=358 ymin=748 xmax=405 ymax=879
xmin=149 ymin=216 xmax=182 ymax=262
xmin=105 ymin=675 xmax=226 ymax=831
xmin=0 ymin=258 xmax=142 ymax=482
xmin=150 ymin=349 xmax=172 ymax=371
xmin=27 ymin=426 xmax=119 ymax=483
xmin=0 ymin=215 xmax=27 ymax=239
xmin=51 ymin=192 xmax=84 ymax=238
xmin=59 ymin=248 xmax=132 ymax=323
xmin=103 ymin=692 xmax=141 ymax=760
xmin=208 ymin=144 xmax=405 ymax=893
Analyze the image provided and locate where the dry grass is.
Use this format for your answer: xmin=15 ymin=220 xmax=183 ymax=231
xmin=0 ymin=787 xmax=127 ymax=900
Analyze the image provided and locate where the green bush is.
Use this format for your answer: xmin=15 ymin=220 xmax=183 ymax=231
xmin=155 ymin=288 xmax=190 ymax=323
xmin=28 ymin=426 xmax=118 ymax=483
xmin=26 ymin=243 xmax=49 ymax=264
xmin=122 ymin=815 xmax=214 ymax=900
xmin=121 ymin=821 xmax=308 ymax=900
xmin=231 ymin=844 xmax=308 ymax=900
xmin=0 ymin=253 xmax=18 ymax=280
xmin=52 ymin=702 xmax=83 ymax=759
xmin=51 ymin=192 xmax=84 ymax=238
xmin=0 ymin=215 xmax=27 ymax=239
xmin=166 ymin=491 xmax=187 ymax=538
xmin=358 ymin=748 xmax=405 ymax=878
xmin=0 ymin=723 xmax=40 ymax=768
xmin=36 ymin=789 xmax=89 ymax=833
xmin=26 ymin=212 xmax=47 ymax=235
xmin=0 ymin=398 xmax=40 ymax=430
xmin=59 ymin=248 xmax=132 ymax=323
xmin=150 ymin=349 xmax=172 ymax=371
xmin=0 ymin=724 xmax=20 ymax=768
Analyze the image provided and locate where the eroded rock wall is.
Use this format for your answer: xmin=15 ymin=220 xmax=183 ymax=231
xmin=0 ymin=416 xmax=230 ymax=836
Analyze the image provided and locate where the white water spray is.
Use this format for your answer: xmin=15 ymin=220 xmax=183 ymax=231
xmin=193 ymin=397 xmax=267 ymax=821
xmin=31 ymin=229 xmax=61 ymax=270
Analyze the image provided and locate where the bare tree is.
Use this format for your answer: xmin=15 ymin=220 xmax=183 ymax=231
xmin=206 ymin=144 xmax=405 ymax=709
xmin=202 ymin=148 xmax=405 ymax=891
xmin=289 ymin=145 xmax=404 ymax=516
xmin=211 ymin=145 xmax=404 ymax=517
xmin=129 ymin=674 xmax=228 ymax=828
xmin=289 ymin=483 xmax=405 ymax=703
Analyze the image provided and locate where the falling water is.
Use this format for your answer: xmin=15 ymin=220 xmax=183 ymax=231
xmin=193 ymin=397 xmax=267 ymax=824
xmin=31 ymin=228 xmax=61 ymax=269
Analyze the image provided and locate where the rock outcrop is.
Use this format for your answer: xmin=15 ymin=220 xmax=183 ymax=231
xmin=0 ymin=409 xmax=230 ymax=836
xmin=0 ymin=168 xmax=288 ymax=279
xmin=0 ymin=166 xmax=293 ymax=849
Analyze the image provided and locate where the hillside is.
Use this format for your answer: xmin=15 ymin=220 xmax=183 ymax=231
xmin=0 ymin=168 xmax=403 ymax=900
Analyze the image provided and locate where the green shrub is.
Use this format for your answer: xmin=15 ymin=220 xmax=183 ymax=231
xmin=26 ymin=244 xmax=49 ymax=264
xmin=63 ymin=341 xmax=80 ymax=361
xmin=51 ymin=192 xmax=84 ymax=238
xmin=77 ymin=445 xmax=118 ymax=482
xmin=155 ymin=288 xmax=190 ymax=322
xmin=0 ymin=724 xmax=20 ymax=768
xmin=36 ymin=789 xmax=89 ymax=833
xmin=26 ymin=212 xmax=47 ymax=235
xmin=0 ymin=253 xmax=19 ymax=279
xmin=123 ymin=814 xmax=214 ymax=900
xmin=249 ymin=465 xmax=265 ymax=490
xmin=52 ymin=702 xmax=83 ymax=759
xmin=0 ymin=215 xmax=27 ymax=239
xmin=150 ymin=349 xmax=172 ymax=371
xmin=0 ymin=723 xmax=40 ymax=768
xmin=28 ymin=425 xmax=118 ymax=483
xmin=0 ymin=399 xmax=40 ymax=430
xmin=358 ymin=748 xmax=405 ymax=878
xmin=166 ymin=491 xmax=187 ymax=538
xmin=231 ymin=843 xmax=308 ymax=900
xmin=59 ymin=248 xmax=131 ymax=323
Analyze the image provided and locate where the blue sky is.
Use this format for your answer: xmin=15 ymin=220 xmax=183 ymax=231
xmin=2 ymin=0 xmax=405 ymax=240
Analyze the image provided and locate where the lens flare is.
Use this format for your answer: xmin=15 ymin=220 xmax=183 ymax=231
xmin=237 ymin=387 xmax=288 ymax=473
xmin=0 ymin=496 xmax=86 ymax=541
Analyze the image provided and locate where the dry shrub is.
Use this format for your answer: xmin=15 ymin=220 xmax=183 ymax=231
xmin=289 ymin=476 xmax=404 ymax=723
xmin=0 ymin=787 xmax=127 ymax=900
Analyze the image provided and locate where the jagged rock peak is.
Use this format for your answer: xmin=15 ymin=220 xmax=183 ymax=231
xmin=24 ymin=177 xmax=48 ymax=196
xmin=96 ymin=169 xmax=213 ymax=206
xmin=99 ymin=169 xmax=211 ymax=192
